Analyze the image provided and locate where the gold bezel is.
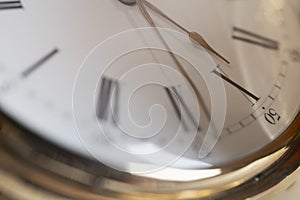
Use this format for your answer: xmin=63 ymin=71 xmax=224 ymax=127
xmin=0 ymin=111 xmax=299 ymax=200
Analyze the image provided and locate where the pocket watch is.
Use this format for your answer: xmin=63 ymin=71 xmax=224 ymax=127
xmin=0 ymin=0 xmax=300 ymax=199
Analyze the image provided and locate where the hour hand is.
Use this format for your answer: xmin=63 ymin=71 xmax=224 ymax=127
xmin=142 ymin=0 xmax=230 ymax=64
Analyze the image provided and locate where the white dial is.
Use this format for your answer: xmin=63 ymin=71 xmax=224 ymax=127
xmin=0 ymin=0 xmax=299 ymax=175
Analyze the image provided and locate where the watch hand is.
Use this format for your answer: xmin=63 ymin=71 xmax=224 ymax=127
xmin=142 ymin=0 xmax=230 ymax=65
xmin=136 ymin=0 xmax=212 ymax=123
xmin=136 ymin=0 xmax=155 ymax=26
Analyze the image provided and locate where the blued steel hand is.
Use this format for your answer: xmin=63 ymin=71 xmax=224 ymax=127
xmin=141 ymin=0 xmax=230 ymax=64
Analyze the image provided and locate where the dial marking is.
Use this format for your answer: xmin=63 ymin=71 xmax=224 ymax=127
xmin=232 ymin=27 xmax=279 ymax=50
xmin=165 ymin=87 xmax=201 ymax=132
xmin=250 ymin=113 xmax=257 ymax=120
xmin=212 ymin=67 xmax=260 ymax=103
xmin=264 ymin=108 xmax=281 ymax=125
xmin=96 ymin=77 xmax=120 ymax=124
xmin=0 ymin=1 xmax=23 ymax=10
xmin=268 ymin=95 xmax=275 ymax=101
xmin=22 ymin=49 xmax=59 ymax=78
xmin=239 ymin=121 xmax=245 ymax=128
xmin=290 ymin=49 xmax=300 ymax=62
xmin=241 ymin=115 xmax=254 ymax=127
xmin=223 ymin=65 xmax=287 ymax=135
xmin=165 ymin=87 xmax=188 ymax=131
xmin=279 ymin=72 xmax=286 ymax=77
xmin=226 ymin=128 xmax=232 ymax=135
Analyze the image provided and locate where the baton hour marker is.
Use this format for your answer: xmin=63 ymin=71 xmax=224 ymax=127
xmin=232 ymin=27 xmax=279 ymax=50
xmin=0 ymin=1 xmax=23 ymax=10
xmin=96 ymin=77 xmax=120 ymax=124
xmin=165 ymin=86 xmax=201 ymax=132
xmin=22 ymin=49 xmax=59 ymax=78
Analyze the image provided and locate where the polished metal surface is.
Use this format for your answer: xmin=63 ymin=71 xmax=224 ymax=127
xmin=0 ymin=112 xmax=299 ymax=200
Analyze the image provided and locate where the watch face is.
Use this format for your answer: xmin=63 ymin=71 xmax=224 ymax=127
xmin=0 ymin=0 xmax=299 ymax=176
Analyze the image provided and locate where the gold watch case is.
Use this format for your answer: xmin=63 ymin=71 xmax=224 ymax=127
xmin=0 ymin=111 xmax=299 ymax=200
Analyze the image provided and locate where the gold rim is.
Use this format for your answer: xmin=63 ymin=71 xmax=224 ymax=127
xmin=0 ymin=112 xmax=299 ymax=200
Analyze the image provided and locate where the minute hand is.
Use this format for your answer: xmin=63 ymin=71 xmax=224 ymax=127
xmin=136 ymin=0 xmax=212 ymax=123
xmin=142 ymin=0 xmax=230 ymax=64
